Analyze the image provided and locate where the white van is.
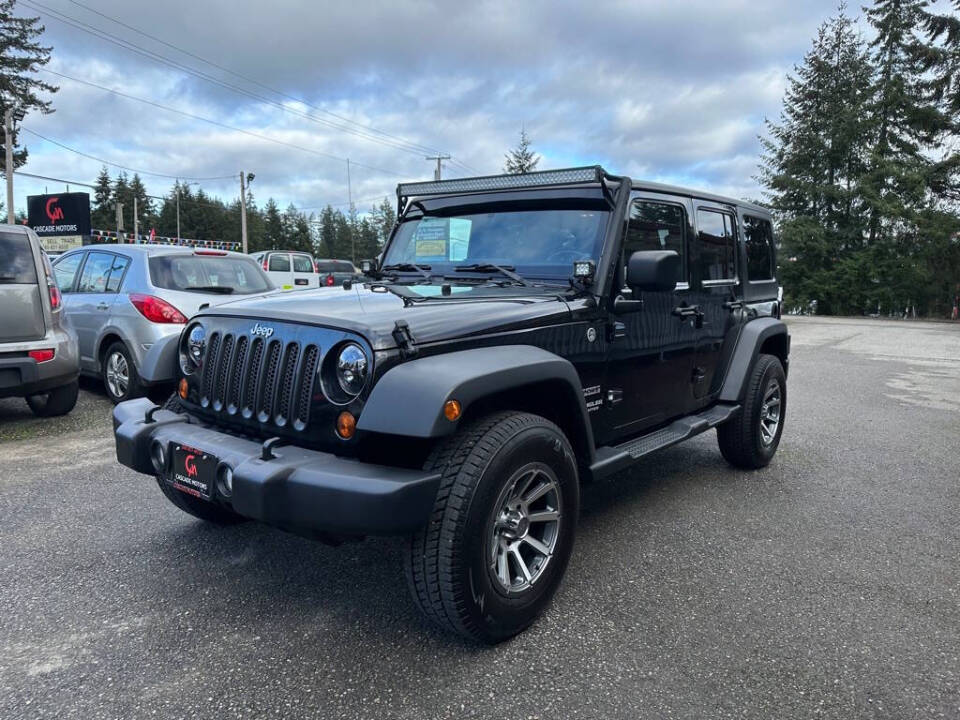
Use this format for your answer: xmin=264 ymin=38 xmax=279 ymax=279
xmin=250 ymin=251 xmax=319 ymax=291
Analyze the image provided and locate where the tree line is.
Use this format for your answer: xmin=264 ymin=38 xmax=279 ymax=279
xmin=88 ymin=166 xmax=396 ymax=261
xmin=761 ymin=0 xmax=960 ymax=317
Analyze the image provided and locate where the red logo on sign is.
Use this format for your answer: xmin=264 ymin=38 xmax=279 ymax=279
xmin=45 ymin=197 xmax=64 ymax=223
xmin=184 ymin=454 xmax=198 ymax=477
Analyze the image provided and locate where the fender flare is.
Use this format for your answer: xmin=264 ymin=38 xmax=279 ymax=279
xmin=718 ymin=317 xmax=790 ymax=403
xmin=357 ymin=345 xmax=595 ymax=450
xmin=138 ymin=332 xmax=181 ymax=384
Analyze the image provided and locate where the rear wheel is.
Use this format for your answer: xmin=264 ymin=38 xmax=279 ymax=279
xmin=25 ymin=380 xmax=79 ymax=417
xmin=154 ymin=393 xmax=246 ymax=525
xmin=717 ymin=354 xmax=786 ymax=469
xmin=102 ymin=341 xmax=144 ymax=404
xmin=405 ymin=411 xmax=579 ymax=643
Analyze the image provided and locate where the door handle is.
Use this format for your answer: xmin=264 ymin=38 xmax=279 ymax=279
xmin=723 ymin=300 xmax=743 ymax=310
xmin=97 ymin=302 xmax=110 ymax=311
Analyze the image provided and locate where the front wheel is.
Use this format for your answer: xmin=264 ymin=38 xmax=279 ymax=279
xmin=717 ymin=353 xmax=786 ymax=469
xmin=405 ymin=411 xmax=579 ymax=643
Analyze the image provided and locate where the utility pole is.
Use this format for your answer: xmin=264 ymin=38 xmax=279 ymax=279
xmin=175 ymin=181 xmax=181 ymax=241
xmin=4 ymin=109 xmax=14 ymax=224
xmin=133 ymin=197 xmax=139 ymax=243
xmin=426 ymin=154 xmax=450 ymax=181
xmin=115 ymin=201 xmax=124 ymax=236
xmin=346 ymin=159 xmax=355 ymax=263
xmin=239 ymin=170 xmax=249 ymax=254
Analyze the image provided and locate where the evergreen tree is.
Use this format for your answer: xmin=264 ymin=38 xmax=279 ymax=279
xmin=503 ymin=129 xmax=540 ymax=174
xmin=919 ymin=0 xmax=960 ymax=202
xmin=0 ymin=0 xmax=56 ymax=171
xmin=759 ymin=7 xmax=874 ymax=313
xmin=91 ymin=166 xmax=113 ymax=229
xmin=316 ymin=205 xmax=337 ymax=258
xmin=111 ymin=172 xmax=130 ymax=232
xmin=263 ymin=198 xmax=284 ymax=250
xmin=368 ymin=196 xmax=396 ymax=252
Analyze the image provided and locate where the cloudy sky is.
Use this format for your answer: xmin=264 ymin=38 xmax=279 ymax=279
xmin=13 ymin=0 xmax=854 ymax=219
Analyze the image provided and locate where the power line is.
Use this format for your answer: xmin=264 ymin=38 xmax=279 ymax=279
xmin=24 ymin=0 xmax=479 ymax=168
xmin=65 ymin=0 xmax=456 ymax=161
xmin=21 ymin=127 xmax=236 ymax=181
xmin=40 ymin=68 xmax=408 ymax=178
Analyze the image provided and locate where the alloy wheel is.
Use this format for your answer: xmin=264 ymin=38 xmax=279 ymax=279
xmin=759 ymin=379 xmax=782 ymax=446
xmin=105 ymin=350 xmax=130 ymax=399
xmin=487 ymin=462 xmax=562 ymax=594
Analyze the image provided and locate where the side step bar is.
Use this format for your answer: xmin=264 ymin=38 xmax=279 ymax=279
xmin=589 ymin=403 xmax=740 ymax=481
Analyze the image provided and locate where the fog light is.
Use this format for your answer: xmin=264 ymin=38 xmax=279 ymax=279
xmin=217 ymin=464 xmax=233 ymax=497
xmin=336 ymin=411 xmax=356 ymax=439
xmin=178 ymin=378 xmax=188 ymax=399
xmin=443 ymin=399 xmax=462 ymax=421
xmin=150 ymin=440 xmax=167 ymax=474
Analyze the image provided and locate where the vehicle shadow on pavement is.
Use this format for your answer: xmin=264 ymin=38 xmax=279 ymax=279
xmin=130 ymin=435 xmax=741 ymax=651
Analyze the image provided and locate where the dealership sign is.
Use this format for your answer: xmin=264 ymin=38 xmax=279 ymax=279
xmin=27 ymin=192 xmax=91 ymax=236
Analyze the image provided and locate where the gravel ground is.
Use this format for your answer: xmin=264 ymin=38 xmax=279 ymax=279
xmin=0 ymin=316 xmax=958 ymax=719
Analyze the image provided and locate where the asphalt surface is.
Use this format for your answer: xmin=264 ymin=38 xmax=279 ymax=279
xmin=1 ymin=316 xmax=958 ymax=719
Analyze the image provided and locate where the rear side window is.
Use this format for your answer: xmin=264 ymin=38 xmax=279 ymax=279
xmin=149 ymin=255 xmax=271 ymax=294
xmin=77 ymin=251 xmax=120 ymax=293
xmin=333 ymin=261 xmax=355 ymax=273
xmin=696 ymin=209 xmax=737 ymax=282
xmin=105 ymin=255 xmax=131 ymax=292
xmin=292 ymin=254 xmax=313 ymax=272
xmin=0 ymin=231 xmax=37 ymax=284
xmin=625 ymin=200 xmax=686 ymax=282
xmin=316 ymin=261 xmax=335 ymax=273
xmin=53 ymin=252 xmax=83 ymax=292
xmin=268 ymin=254 xmax=290 ymax=272
xmin=743 ymin=215 xmax=775 ymax=281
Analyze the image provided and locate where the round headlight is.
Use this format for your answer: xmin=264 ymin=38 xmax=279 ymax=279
xmin=336 ymin=343 xmax=368 ymax=396
xmin=179 ymin=324 xmax=206 ymax=375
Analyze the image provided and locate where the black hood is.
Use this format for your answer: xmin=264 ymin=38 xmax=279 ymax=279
xmin=196 ymin=283 xmax=572 ymax=351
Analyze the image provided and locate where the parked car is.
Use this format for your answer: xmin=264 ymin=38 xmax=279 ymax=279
xmin=250 ymin=250 xmax=319 ymax=290
xmin=53 ymin=245 xmax=275 ymax=403
xmin=0 ymin=225 xmax=80 ymax=416
xmin=316 ymin=259 xmax=359 ymax=286
xmin=113 ymin=166 xmax=789 ymax=643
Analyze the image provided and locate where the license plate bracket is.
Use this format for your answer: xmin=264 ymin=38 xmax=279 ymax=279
xmin=168 ymin=444 xmax=217 ymax=499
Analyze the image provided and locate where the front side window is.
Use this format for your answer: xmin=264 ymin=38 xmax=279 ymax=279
xmin=625 ymin=200 xmax=686 ymax=284
xmin=743 ymin=215 xmax=775 ymax=281
xmin=696 ymin=209 xmax=736 ymax=282
xmin=77 ymin=251 xmax=119 ymax=293
xmin=292 ymin=254 xmax=313 ymax=273
xmin=383 ymin=208 xmax=609 ymax=280
xmin=268 ymin=253 xmax=291 ymax=272
xmin=53 ymin=252 xmax=83 ymax=292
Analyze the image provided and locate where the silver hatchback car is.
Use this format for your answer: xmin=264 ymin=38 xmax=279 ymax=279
xmin=52 ymin=245 xmax=275 ymax=403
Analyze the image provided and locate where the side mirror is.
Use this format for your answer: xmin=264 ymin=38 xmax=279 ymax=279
xmin=626 ymin=250 xmax=680 ymax=292
xmin=361 ymin=259 xmax=377 ymax=275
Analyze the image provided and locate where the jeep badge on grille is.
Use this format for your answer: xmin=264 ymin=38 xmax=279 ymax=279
xmin=250 ymin=323 xmax=275 ymax=338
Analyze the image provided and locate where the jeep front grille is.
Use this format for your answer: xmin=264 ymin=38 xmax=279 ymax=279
xmin=198 ymin=331 xmax=320 ymax=431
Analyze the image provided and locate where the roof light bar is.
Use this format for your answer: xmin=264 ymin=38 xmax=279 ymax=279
xmin=398 ymin=166 xmax=604 ymax=198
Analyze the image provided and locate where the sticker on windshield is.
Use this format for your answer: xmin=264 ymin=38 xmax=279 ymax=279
xmin=414 ymin=218 xmax=448 ymax=259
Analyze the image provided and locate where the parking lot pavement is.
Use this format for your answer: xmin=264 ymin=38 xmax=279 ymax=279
xmin=1 ymin=316 xmax=958 ymax=719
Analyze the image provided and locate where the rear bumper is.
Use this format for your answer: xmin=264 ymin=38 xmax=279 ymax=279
xmin=113 ymin=398 xmax=441 ymax=536
xmin=0 ymin=328 xmax=79 ymax=398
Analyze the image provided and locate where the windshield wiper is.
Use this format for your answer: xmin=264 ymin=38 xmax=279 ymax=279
xmin=183 ymin=285 xmax=234 ymax=294
xmin=454 ymin=263 xmax=529 ymax=286
xmin=381 ymin=263 xmax=434 ymax=282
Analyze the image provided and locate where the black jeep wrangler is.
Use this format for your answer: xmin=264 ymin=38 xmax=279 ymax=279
xmin=113 ymin=166 xmax=789 ymax=643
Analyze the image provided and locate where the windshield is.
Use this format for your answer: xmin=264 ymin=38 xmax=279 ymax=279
xmin=149 ymin=255 xmax=272 ymax=294
xmin=382 ymin=208 xmax=608 ymax=281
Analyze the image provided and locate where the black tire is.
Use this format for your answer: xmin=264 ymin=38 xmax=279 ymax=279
xmin=405 ymin=411 xmax=579 ymax=644
xmin=25 ymin=380 xmax=79 ymax=417
xmin=153 ymin=393 xmax=246 ymax=525
xmin=717 ymin=354 xmax=786 ymax=469
xmin=101 ymin=340 xmax=144 ymax=405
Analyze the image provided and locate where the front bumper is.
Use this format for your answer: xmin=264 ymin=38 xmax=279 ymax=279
xmin=113 ymin=398 xmax=441 ymax=536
